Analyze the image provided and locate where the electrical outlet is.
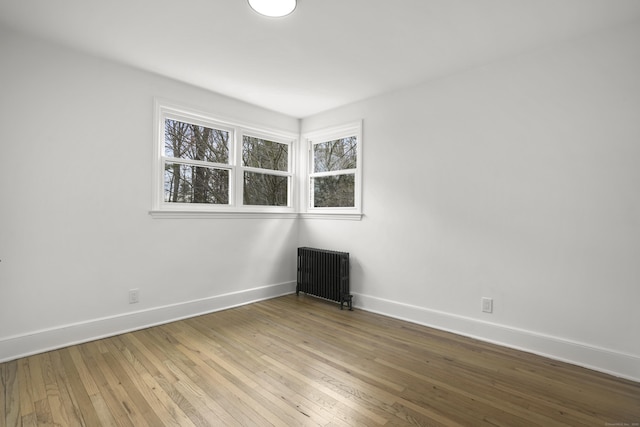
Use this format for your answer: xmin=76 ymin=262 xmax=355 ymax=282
xmin=481 ymin=297 xmax=493 ymax=313
xmin=129 ymin=289 xmax=139 ymax=304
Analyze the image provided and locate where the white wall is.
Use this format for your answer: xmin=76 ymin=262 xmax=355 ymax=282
xmin=300 ymin=22 xmax=640 ymax=381
xmin=0 ymin=27 xmax=299 ymax=360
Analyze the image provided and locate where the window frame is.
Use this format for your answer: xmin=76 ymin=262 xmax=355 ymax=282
xmin=239 ymin=131 xmax=293 ymax=208
xmin=151 ymin=100 xmax=297 ymax=218
xmin=301 ymin=121 xmax=363 ymax=219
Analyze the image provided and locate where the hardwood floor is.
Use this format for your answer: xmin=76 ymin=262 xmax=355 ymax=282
xmin=2 ymin=295 xmax=639 ymax=426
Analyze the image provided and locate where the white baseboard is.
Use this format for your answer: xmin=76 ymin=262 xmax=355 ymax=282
xmin=0 ymin=281 xmax=296 ymax=363
xmin=353 ymin=292 xmax=640 ymax=383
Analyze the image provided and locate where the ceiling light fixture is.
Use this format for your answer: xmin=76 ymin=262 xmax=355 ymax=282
xmin=248 ymin=0 xmax=297 ymax=17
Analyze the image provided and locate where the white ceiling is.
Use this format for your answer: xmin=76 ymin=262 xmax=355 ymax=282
xmin=2 ymin=0 xmax=640 ymax=118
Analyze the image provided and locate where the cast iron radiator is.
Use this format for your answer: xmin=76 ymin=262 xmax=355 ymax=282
xmin=296 ymin=247 xmax=353 ymax=310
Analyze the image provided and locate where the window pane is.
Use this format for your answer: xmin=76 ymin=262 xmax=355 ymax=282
xmin=164 ymin=163 xmax=229 ymax=204
xmin=164 ymin=119 xmax=229 ymax=164
xmin=313 ymin=136 xmax=357 ymax=173
xmin=242 ymin=136 xmax=288 ymax=171
xmin=243 ymin=172 xmax=288 ymax=206
xmin=312 ymin=174 xmax=355 ymax=207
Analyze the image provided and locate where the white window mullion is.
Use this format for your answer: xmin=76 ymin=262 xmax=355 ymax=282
xmin=242 ymin=166 xmax=291 ymax=177
xmin=233 ymin=129 xmax=242 ymax=207
xmin=163 ymin=156 xmax=232 ymax=170
xmin=309 ymin=170 xmax=355 ymax=178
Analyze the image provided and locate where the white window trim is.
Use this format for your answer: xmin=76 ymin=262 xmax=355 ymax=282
xmin=238 ymin=129 xmax=294 ymax=210
xmin=300 ymin=121 xmax=363 ymax=220
xmin=151 ymin=99 xmax=298 ymax=217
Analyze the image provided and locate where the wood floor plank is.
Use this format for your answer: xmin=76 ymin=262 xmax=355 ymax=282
xmin=57 ymin=347 xmax=103 ymax=426
xmin=162 ymin=359 xmax=238 ymax=426
xmin=67 ymin=346 xmax=100 ymax=397
xmin=101 ymin=339 xmax=176 ymax=427
xmin=118 ymin=333 xmax=211 ymax=427
xmin=2 ymin=361 xmax=20 ymax=427
xmin=39 ymin=352 xmax=68 ymax=426
xmin=110 ymin=335 xmax=196 ymax=427
xmin=83 ymin=343 xmax=153 ymax=427
xmin=26 ymin=355 xmax=47 ymax=405
xmin=47 ymin=393 xmax=72 ymax=427
xmin=2 ymin=294 xmax=639 ymax=426
xmin=20 ymin=412 xmax=37 ymax=427
xmin=77 ymin=342 xmax=135 ymax=427
xmin=17 ymin=358 xmax=35 ymax=419
xmin=48 ymin=351 xmax=86 ymax=427
xmin=33 ymin=398 xmax=54 ymax=426
xmin=88 ymin=393 xmax=119 ymax=427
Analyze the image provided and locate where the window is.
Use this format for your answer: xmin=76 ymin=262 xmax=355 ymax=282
xmin=163 ymin=118 xmax=232 ymax=205
xmin=303 ymin=121 xmax=362 ymax=218
xmin=242 ymin=135 xmax=289 ymax=206
xmin=152 ymin=101 xmax=296 ymax=216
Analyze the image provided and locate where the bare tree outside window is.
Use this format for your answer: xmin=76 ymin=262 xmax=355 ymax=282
xmin=243 ymin=136 xmax=289 ymax=206
xmin=312 ymin=136 xmax=357 ymax=208
xmin=164 ymin=164 xmax=229 ymax=204
xmin=163 ymin=119 xmax=230 ymax=204
xmin=313 ymin=136 xmax=357 ymax=173
xmin=244 ymin=172 xmax=288 ymax=206
xmin=243 ymin=136 xmax=288 ymax=171
xmin=312 ymin=175 xmax=355 ymax=207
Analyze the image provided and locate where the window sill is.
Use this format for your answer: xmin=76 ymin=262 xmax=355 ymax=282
xmin=149 ymin=210 xmax=363 ymax=220
xmin=298 ymin=212 xmax=363 ymax=221
xmin=149 ymin=210 xmax=299 ymax=219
